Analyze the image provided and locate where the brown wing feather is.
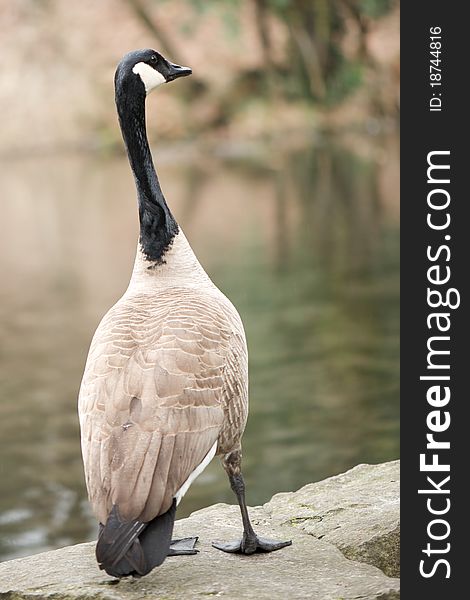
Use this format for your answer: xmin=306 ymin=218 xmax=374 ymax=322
xmin=218 ymin=332 xmax=249 ymax=454
xmin=79 ymin=288 xmax=235 ymax=524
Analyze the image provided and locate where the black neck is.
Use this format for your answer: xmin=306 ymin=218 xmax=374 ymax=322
xmin=115 ymin=84 xmax=178 ymax=263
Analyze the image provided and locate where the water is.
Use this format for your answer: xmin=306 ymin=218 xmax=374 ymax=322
xmin=0 ymin=133 xmax=399 ymax=561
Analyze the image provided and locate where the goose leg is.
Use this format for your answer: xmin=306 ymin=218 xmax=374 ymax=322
xmin=212 ymin=450 xmax=292 ymax=555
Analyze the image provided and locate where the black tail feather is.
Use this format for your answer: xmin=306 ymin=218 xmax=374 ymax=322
xmin=138 ymin=500 xmax=177 ymax=570
xmin=96 ymin=500 xmax=177 ymax=578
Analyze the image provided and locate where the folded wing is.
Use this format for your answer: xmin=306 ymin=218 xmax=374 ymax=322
xmin=79 ymin=290 xmax=231 ymax=524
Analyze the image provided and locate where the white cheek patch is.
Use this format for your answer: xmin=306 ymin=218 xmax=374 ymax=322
xmin=132 ymin=62 xmax=166 ymax=93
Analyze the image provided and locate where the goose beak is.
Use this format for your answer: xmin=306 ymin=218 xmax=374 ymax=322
xmin=166 ymin=62 xmax=192 ymax=82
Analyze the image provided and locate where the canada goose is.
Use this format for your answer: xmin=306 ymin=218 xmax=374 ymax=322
xmin=78 ymin=49 xmax=291 ymax=579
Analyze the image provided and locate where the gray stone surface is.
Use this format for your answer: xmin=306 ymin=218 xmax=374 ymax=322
xmin=265 ymin=460 xmax=400 ymax=577
xmin=0 ymin=461 xmax=400 ymax=600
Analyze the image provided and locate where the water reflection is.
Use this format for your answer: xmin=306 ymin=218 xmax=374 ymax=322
xmin=0 ymin=134 xmax=399 ymax=560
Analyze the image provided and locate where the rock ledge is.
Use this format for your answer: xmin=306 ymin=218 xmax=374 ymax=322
xmin=0 ymin=460 xmax=400 ymax=600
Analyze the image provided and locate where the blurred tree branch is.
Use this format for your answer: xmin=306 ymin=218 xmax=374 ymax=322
xmin=122 ymin=0 xmax=398 ymax=115
xmin=124 ymin=0 xmax=181 ymax=60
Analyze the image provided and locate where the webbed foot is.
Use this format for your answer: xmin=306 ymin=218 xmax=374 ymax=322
xmin=168 ymin=536 xmax=199 ymax=556
xmin=212 ymin=533 xmax=291 ymax=555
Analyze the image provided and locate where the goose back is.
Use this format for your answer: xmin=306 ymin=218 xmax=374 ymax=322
xmin=78 ymin=233 xmax=248 ymax=525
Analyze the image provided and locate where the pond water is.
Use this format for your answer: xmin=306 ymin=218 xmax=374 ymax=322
xmin=0 ymin=132 xmax=399 ymax=561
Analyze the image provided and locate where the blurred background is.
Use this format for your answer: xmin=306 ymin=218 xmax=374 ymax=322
xmin=0 ymin=0 xmax=399 ymax=561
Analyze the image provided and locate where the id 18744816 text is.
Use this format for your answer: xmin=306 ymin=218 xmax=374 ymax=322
xmin=429 ymin=26 xmax=442 ymax=112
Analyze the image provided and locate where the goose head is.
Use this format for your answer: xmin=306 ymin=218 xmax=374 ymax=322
xmin=115 ymin=49 xmax=192 ymax=96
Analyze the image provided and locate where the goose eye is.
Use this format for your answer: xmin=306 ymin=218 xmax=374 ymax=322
xmin=150 ymin=55 xmax=158 ymax=64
